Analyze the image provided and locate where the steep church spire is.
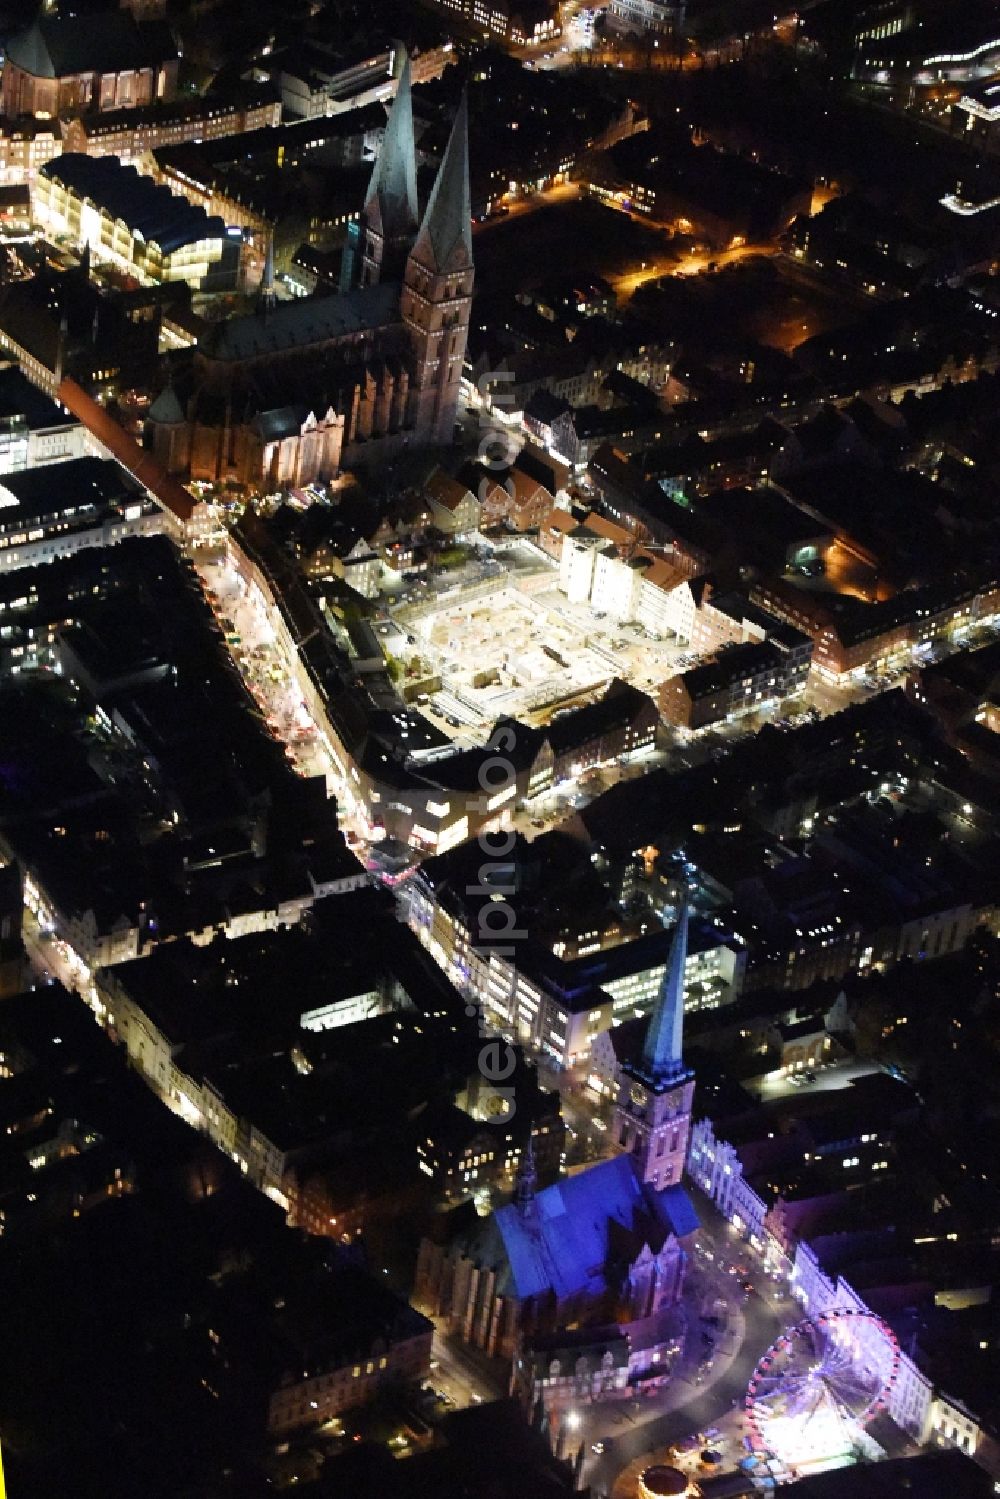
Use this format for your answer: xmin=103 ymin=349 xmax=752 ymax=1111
xmin=257 ymin=234 xmax=275 ymax=313
xmin=410 ymin=88 xmax=473 ymax=275
xmin=640 ymin=902 xmax=690 ymax=1087
xmin=514 ymin=1132 xmax=537 ymax=1216
xmin=363 ymin=50 xmax=418 ymax=247
xmin=614 ymin=901 xmax=696 ymax=1190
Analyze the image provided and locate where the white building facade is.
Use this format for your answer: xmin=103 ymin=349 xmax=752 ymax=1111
xmin=689 ymin=1117 xmax=991 ymax=1462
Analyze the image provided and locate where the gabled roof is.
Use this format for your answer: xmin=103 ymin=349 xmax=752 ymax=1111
xmin=424 ymin=467 xmax=474 ymax=512
xmin=545 ymin=679 xmax=654 ymax=757
xmin=506 ymin=466 xmax=549 ymax=506
xmin=678 ymin=641 xmax=781 ymax=699
xmin=639 ymin=556 xmax=686 ymax=592
xmin=540 ymin=506 xmax=578 ymax=538
xmin=410 ymin=91 xmax=472 ymax=276
xmin=514 ymin=442 xmax=569 ymax=495
xmin=524 ymin=387 xmax=571 ymax=425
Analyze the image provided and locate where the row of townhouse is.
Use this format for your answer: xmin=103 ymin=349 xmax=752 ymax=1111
xmin=744 ymin=897 xmax=989 ymax=995
xmin=62 ymin=90 xmax=281 ymax=166
xmin=0 ymin=91 xmax=280 ymax=187
xmin=660 ymin=637 xmax=810 ymax=731
xmin=92 ymin=962 xmax=274 ymax=1186
xmin=224 ymin=521 xmax=468 ymax=853
xmin=659 ymin=586 xmax=814 ymax=731
xmin=688 ymin=1117 xmax=992 ymax=1461
xmin=752 ymin=574 xmax=1000 ymax=683
xmin=422 ymin=451 xmax=565 ymax=538
xmin=549 ymin=508 xmax=699 ymax=641
xmin=15 ymin=849 xmax=367 ymax=976
xmin=544 ymin=505 xmax=814 ymax=729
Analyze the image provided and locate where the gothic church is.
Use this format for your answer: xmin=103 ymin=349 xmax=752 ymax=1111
xmin=414 ymin=908 xmax=699 ymax=1361
xmin=145 ymin=57 xmax=473 ymax=489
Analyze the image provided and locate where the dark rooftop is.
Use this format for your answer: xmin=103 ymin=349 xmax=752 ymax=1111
xmin=5 ymin=14 xmax=176 ymax=81
xmin=42 ymin=155 xmax=227 ymax=256
xmin=0 ymin=455 xmax=138 ymax=526
xmin=0 ymin=365 xmax=75 ymax=430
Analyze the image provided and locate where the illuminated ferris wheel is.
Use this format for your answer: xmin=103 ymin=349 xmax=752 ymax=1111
xmin=744 ymin=1310 xmax=901 ymax=1471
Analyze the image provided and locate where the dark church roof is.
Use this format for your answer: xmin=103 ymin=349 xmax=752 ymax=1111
xmin=5 ymin=14 xmax=176 ymax=80
xmin=198 ymin=281 xmax=399 ymax=363
xmin=250 ymin=405 xmax=310 ymax=443
xmin=0 ymin=366 xmax=70 ymax=430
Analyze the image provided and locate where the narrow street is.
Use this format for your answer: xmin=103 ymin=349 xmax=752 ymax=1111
xmin=472 ymin=179 xmax=582 ymax=232
xmin=611 ymin=241 xmax=777 ymax=298
xmin=21 ymin=907 xmax=93 ymax=1001
xmin=192 ymin=550 xmax=374 ymax=851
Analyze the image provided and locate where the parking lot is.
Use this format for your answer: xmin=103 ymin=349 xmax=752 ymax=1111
xmin=748 ymin=1057 xmax=883 ymax=1103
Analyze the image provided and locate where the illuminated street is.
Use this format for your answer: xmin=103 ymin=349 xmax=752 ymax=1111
xmin=192 ymin=550 xmax=373 ymax=850
xmin=612 ymin=241 xmax=777 ymax=297
xmin=581 ymin=1195 xmax=791 ymax=1497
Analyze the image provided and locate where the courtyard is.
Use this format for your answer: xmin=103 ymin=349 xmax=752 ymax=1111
xmin=387 ymin=574 xmax=689 ymax=741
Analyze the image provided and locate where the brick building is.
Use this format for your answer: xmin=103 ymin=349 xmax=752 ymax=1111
xmin=1 ymin=13 xmax=178 ymax=120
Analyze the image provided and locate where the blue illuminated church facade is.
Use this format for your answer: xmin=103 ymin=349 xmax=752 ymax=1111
xmin=415 ymin=909 xmax=699 ymax=1361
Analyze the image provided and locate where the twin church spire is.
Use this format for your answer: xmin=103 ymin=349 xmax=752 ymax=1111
xmin=363 ymin=51 xmax=419 ymax=253
xmin=359 ymin=49 xmax=471 ymax=286
xmin=409 ymin=88 xmax=473 ymax=276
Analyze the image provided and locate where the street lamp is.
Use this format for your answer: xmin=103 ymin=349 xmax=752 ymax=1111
xmin=566 ymin=1409 xmax=581 ymax=1430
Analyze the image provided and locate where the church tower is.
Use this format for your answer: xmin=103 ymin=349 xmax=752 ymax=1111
xmin=359 ymin=52 xmax=418 ymax=287
xmin=614 ymin=904 xmax=695 ymax=1192
xmin=401 ymin=90 xmax=474 ymax=447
